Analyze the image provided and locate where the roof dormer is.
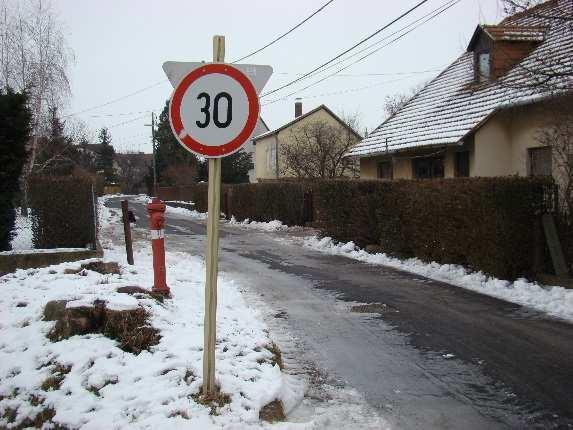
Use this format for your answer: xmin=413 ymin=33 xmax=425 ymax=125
xmin=467 ymin=24 xmax=546 ymax=82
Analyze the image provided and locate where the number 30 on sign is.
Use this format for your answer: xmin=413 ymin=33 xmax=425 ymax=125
xmin=167 ymin=63 xmax=271 ymax=158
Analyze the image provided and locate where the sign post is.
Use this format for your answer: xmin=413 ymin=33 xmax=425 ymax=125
xmin=203 ymin=35 xmax=225 ymax=396
xmin=163 ymin=37 xmax=272 ymax=397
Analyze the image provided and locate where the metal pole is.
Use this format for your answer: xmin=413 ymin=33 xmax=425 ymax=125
xmin=202 ymin=34 xmax=225 ymax=397
xmin=151 ymin=112 xmax=158 ymax=196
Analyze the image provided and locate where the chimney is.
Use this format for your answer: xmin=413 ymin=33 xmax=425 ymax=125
xmin=295 ymin=98 xmax=303 ymax=118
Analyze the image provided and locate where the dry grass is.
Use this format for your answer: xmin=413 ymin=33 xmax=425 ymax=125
xmin=65 ymin=261 xmax=121 ymax=275
xmin=266 ymin=343 xmax=284 ymax=370
xmin=40 ymin=363 xmax=71 ymax=392
xmin=259 ymin=399 xmax=286 ymax=422
xmin=1 ymin=393 xmax=70 ymax=430
xmin=192 ymin=386 xmax=232 ymax=415
xmin=46 ymin=301 xmax=160 ymax=354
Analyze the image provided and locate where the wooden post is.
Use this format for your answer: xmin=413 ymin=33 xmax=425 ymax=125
xmin=202 ymin=35 xmax=225 ymax=397
xmin=121 ymin=200 xmax=133 ymax=265
xmin=542 ymin=213 xmax=568 ymax=277
xmin=121 ymin=200 xmax=134 ymax=265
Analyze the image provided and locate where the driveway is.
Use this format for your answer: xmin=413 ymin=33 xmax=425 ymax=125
xmin=109 ymin=197 xmax=573 ymax=429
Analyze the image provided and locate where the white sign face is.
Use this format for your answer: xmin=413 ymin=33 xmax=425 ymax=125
xmin=179 ymin=72 xmax=248 ymax=146
xmin=163 ymin=62 xmax=272 ymax=158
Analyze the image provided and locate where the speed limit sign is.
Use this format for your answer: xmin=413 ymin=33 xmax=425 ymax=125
xmin=164 ymin=61 xmax=272 ymax=158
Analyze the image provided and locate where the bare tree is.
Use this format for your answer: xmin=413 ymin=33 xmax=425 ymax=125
xmin=498 ymin=0 xmax=572 ymax=91
xmin=0 ymin=0 xmax=74 ymax=211
xmin=383 ymin=82 xmax=427 ymax=119
xmin=535 ymin=97 xmax=573 ymax=215
xmin=280 ymin=115 xmax=361 ymax=179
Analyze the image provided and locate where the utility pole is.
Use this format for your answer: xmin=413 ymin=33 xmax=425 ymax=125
xmin=145 ymin=112 xmax=158 ymax=196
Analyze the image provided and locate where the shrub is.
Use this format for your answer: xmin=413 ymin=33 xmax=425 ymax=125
xmin=313 ymin=178 xmax=552 ymax=280
xmin=29 ymin=176 xmax=98 ymax=249
xmin=0 ymin=89 xmax=31 ymax=251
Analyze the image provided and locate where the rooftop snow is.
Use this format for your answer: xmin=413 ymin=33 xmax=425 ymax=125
xmin=349 ymin=0 xmax=573 ymax=158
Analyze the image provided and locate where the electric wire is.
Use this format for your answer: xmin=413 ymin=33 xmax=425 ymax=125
xmin=271 ymin=0 xmax=459 ymax=88
xmin=262 ymin=0 xmax=462 ymax=105
xmin=231 ymin=0 xmax=336 ymax=63
xmin=260 ymin=0 xmax=432 ymax=98
xmin=64 ymin=80 xmax=168 ymax=118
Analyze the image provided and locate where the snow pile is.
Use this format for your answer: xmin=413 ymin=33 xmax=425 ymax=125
xmin=9 ymin=208 xmax=33 ymax=251
xmin=0 ymin=233 xmax=303 ymax=428
xmin=305 ymin=236 xmax=573 ymax=323
xmin=165 ymin=205 xmax=208 ymax=220
xmin=229 ymin=217 xmax=288 ymax=232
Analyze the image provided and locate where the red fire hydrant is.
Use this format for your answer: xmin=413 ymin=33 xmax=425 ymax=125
xmin=147 ymin=198 xmax=171 ymax=297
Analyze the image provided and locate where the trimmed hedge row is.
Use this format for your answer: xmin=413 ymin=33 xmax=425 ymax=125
xmin=158 ymin=177 xmax=553 ymax=280
xmin=160 ymin=182 xmax=310 ymax=225
xmin=29 ymin=176 xmax=98 ymax=249
xmin=313 ymin=178 xmax=552 ymax=280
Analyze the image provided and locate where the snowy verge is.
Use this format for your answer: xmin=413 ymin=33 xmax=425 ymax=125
xmin=303 ymin=236 xmax=573 ymax=323
xmin=9 ymin=208 xmax=33 ymax=251
xmin=229 ymin=217 xmax=288 ymax=232
xmin=0 ymin=208 xmax=308 ymax=429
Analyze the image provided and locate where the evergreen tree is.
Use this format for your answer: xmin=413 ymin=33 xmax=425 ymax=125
xmin=221 ymin=150 xmax=253 ymax=183
xmin=0 ymin=89 xmax=31 ymax=250
xmin=196 ymin=150 xmax=253 ymax=184
xmin=96 ymin=127 xmax=116 ymax=183
xmin=34 ymin=107 xmax=77 ymax=176
xmin=155 ymin=101 xmax=198 ymax=185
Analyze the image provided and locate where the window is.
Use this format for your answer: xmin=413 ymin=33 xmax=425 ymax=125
xmin=477 ymin=52 xmax=490 ymax=82
xmin=377 ymin=160 xmax=393 ymax=180
xmin=413 ymin=155 xmax=444 ymax=179
xmin=455 ymin=151 xmax=470 ymax=177
xmin=529 ymin=147 xmax=552 ymax=177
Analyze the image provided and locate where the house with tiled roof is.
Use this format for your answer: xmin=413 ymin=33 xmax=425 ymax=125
xmin=254 ymin=101 xmax=362 ymax=180
xmin=350 ymin=0 xmax=572 ymax=181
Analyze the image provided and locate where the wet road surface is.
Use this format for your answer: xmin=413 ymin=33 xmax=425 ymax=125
xmin=110 ymin=198 xmax=573 ymax=429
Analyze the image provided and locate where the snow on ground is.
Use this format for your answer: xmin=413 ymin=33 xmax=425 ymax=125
xmin=303 ymin=236 xmax=573 ymax=323
xmin=9 ymin=208 xmax=33 ymax=251
xmin=165 ymin=205 xmax=208 ymax=220
xmin=0 ymin=203 xmax=308 ymax=429
xmin=229 ymin=217 xmax=288 ymax=232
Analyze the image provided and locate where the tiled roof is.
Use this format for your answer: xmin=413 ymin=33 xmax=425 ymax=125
xmin=482 ymin=25 xmax=547 ymax=43
xmin=349 ymin=0 xmax=572 ymax=158
xmin=254 ymin=104 xmax=362 ymax=142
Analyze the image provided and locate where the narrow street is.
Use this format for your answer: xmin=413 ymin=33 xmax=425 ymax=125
xmin=111 ymin=197 xmax=573 ymax=430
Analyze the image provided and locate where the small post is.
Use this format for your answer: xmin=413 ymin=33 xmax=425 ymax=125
xmin=147 ymin=197 xmax=170 ymax=296
xmin=202 ymin=34 xmax=225 ymax=397
xmin=121 ymin=200 xmax=134 ymax=265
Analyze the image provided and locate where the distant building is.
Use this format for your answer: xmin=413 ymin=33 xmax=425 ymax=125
xmin=114 ymin=152 xmax=153 ymax=194
xmin=244 ymin=118 xmax=270 ymax=183
xmin=254 ymin=102 xmax=361 ymax=180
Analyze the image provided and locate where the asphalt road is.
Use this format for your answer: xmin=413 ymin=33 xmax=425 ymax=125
xmin=110 ymin=198 xmax=573 ymax=429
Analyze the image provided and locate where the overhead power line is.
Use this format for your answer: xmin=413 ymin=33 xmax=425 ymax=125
xmin=275 ymin=68 xmax=442 ymax=78
xmin=262 ymin=75 xmax=420 ymax=106
xmin=231 ymin=0 xmax=336 ymax=64
xmin=281 ymin=0 xmax=459 ymax=86
xmin=262 ymin=0 xmax=462 ymax=105
xmin=108 ymin=114 xmax=149 ymax=129
xmin=260 ymin=0 xmax=431 ymax=98
xmin=64 ymin=80 xmax=167 ymax=118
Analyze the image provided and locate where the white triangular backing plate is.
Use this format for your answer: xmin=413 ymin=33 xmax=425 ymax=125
xmin=162 ymin=61 xmax=273 ymax=95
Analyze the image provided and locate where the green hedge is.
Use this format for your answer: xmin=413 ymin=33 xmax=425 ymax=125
xmin=313 ymin=178 xmax=552 ymax=280
xmin=29 ymin=176 xmax=98 ymax=249
xmin=158 ymin=177 xmax=552 ymax=280
xmin=227 ymin=182 xmax=308 ymax=225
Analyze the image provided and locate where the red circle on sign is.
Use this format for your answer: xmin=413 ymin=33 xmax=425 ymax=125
xmin=169 ymin=63 xmax=259 ymax=158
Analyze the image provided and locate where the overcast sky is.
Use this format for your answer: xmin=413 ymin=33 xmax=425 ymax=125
xmin=54 ymin=0 xmax=504 ymax=153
